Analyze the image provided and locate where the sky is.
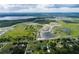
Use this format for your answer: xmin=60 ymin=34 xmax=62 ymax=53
xmin=0 ymin=4 xmax=79 ymax=13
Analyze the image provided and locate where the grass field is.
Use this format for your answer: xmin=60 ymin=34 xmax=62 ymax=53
xmin=0 ymin=22 xmax=43 ymax=42
xmin=54 ymin=21 xmax=79 ymax=38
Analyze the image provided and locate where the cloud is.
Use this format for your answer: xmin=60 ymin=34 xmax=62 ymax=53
xmin=47 ymin=4 xmax=79 ymax=8
xmin=0 ymin=4 xmax=79 ymax=13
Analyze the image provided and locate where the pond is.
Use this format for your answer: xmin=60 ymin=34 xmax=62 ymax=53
xmin=62 ymin=28 xmax=71 ymax=35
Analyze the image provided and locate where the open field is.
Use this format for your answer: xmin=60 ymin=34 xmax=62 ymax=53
xmin=55 ymin=21 xmax=79 ymax=38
